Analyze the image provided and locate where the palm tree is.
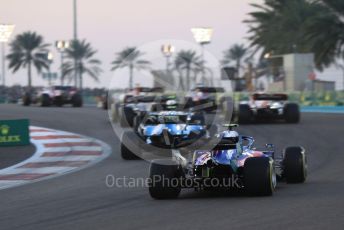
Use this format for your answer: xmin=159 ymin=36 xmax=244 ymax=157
xmin=304 ymin=0 xmax=344 ymax=70
xmin=174 ymin=50 xmax=201 ymax=90
xmin=222 ymin=44 xmax=249 ymax=78
xmin=111 ymin=47 xmax=151 ymax=89
xmin=244 ymin=0 xmax=333 ymax=69
xmin=7 ymin=31 xmax=50 ymax=88
xmin=62 ymin=39 xmax=102 ymax=90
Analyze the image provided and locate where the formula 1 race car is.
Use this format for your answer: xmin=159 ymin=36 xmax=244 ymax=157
xmin=120 ymin=110 xmax=217 ymax=160
xmin=22 ymin=86 xmax=83 ymax=107
xmin=114 ymin=87 xmax=165 ymax=127
xmin=238 ymin=93 xmax=300 ymax=123
xmin=148 ymin=124 xmax=307 ymax=199
xmin=185 ymin=87 xmax=227 ymax=113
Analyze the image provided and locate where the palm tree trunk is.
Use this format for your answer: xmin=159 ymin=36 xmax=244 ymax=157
xmin=178 ymin=74 xmax=185 ymax=91
xmin=186 ymin=66 xmax=190 ymax=90
xmin=79 ymin=64 xmax=83 ymax=90
xmin=74 ymin=59 xmax=78 ymax=88
xmin=28 ymin=61 xmax=32 ymax=89
xmin=236 ymin=59 xmax=241 ymax=78
xmin=129 ymin=64 xmax=133 ymax=89
xmin=79 ymin=73 xmax=83 ymax=90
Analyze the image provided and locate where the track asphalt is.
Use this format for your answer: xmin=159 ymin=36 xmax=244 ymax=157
xmin=0 ymin=104 xmax=343 ymax=230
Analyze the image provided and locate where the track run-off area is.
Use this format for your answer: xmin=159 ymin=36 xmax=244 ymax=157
xmin=0 ymin=104 xmax=343 ymax=230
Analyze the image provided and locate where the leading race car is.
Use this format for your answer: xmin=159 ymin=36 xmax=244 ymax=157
xmin=120 ymin=110 xmax=216 ymax=160
xmin=238 ymin=93 xmax=300 ymax=124
xmin=148 ymin=124 xmax=307 ymax=199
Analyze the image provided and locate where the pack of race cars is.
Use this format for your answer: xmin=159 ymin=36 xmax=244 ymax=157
xmin=112 ymin=87 xmax=306 ymax=199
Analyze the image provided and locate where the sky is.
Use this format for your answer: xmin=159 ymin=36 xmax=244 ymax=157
xmin=0 ymin=0 xmax=263 ymax=88
xmin=1 ymin=0 xmax=343 ymax=89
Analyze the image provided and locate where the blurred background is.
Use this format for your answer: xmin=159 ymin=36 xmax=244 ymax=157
xmin=1 ymin=0 xmax=344 ymax=107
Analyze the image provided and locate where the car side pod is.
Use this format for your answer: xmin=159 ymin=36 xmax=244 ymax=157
xmin=244 ymin=157 xmax=276 ymax=196
xmin=283 ymin=146 xmax=307 ymax=183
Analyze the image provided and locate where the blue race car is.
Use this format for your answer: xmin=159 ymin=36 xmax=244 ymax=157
xmin=120 ymin=110 xmax=215 ymax=160
xmin=148 ymin=124 xmax=307 ymax=199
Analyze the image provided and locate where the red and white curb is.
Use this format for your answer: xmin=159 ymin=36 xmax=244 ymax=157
xmin=0 ymin=126 xmax=111 ymax=190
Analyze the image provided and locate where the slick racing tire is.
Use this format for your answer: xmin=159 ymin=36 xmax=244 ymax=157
xmin=148 ymin=159 xmax=182 ymax=199
xmin=120 ymin=107 xmax=135 ymax=127
xmin=54 ymin=96 xmax=64 ymax=107
xmin=283 ymin=146 xmax=307 ymax=183
xmin=22 ymin=93 xmax=32 ymax=106
xmin=72 ymin=94 xmax=83 ymax=107
xmin=238 ymin=104 xmax=252 ymax=124
xmin=244 ymin=157 xmax=276 ymax=196
xmin=284 ymin=103 xmax=300 ymax=123
xmin=40 ymin=94 xmax=51 ymax=107
xmin=120 ymin=131 xmax=141 ymax=160
xmin=102 ymin=102 xmax=108 ymax=110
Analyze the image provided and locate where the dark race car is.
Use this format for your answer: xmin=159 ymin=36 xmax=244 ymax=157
xmin=120 ymin=110 xmax=214 ymax=160
xmin=238 ymin=93 xmax=300 ymax=123
xmin=115 ymin=87 xmax=165 ymax=127
xmin=148 ymin=124 xmax=307 ymax=199
xmin=185 ymin=87 xmax=227 ymax=113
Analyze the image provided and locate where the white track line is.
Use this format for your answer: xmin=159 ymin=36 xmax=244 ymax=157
xmin=0 ymin=126 xmax=112 ymax=190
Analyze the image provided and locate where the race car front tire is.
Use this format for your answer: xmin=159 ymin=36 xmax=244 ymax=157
xmin=284 ymin=103 xmax=300 ymax=123
xmin=149 ymin=159 xmax=182 ymax=199
xmin=283 ymin=146 xmax=307 ymax=183
xmin=244 ymin=157 xmax=275 ymax=196
xmin=40 ymin=94 xmax=51 ymax=107
xmin=120 ymin=131 xmax=141 ymax=160
xmin=238 ymin=104 xmax=252 ymax=124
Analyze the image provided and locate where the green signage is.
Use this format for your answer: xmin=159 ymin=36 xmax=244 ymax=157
xmin=0 ymin=119 xmax=30 ymax=146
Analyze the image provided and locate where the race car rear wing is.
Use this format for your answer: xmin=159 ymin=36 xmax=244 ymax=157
xmin=253 ymin=93 xmax=288 ymax=101
xmin=192 ymin=87 xmax=225 ymax=93
xmin=137 ymin=87 xmax=164 ymax=93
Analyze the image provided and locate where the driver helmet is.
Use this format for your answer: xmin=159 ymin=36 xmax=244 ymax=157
xmin=222 ymin=130 xmax=239 ymax=144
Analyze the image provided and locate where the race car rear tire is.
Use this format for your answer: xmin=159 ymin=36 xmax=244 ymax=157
xmin=283 ymin=146 xmax=307 ymax=183
xmin=102 ymin=101 xmax=108 ymax=110
xmin=244 ymin=157 xmax=275 ymax=196
xmin=120 ymin=107 xmax=135 ymax=127
xmin=54 ymin=96 xmax=63 ymax=107
xmin=40 ymin=94 xmax=51 ymax=107
xmin=22 ymin=93 xmax=31 ymax=106
xmin=149 ymin=159 xmax=182 ymax=199
xmin=238 ymin=104 xmax=252 ymax=124
xmin=72 ymin=94 xmax=83 ymax=107
xmin=120 ymin=131 xmax=141 ymax=160
xmin=284 ymin=103 xmax=300 ymax=123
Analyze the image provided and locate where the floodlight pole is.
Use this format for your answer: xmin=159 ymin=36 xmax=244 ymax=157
xmin=0 ymin=24 xmax=15 ymax=87
xmin=73 ymin=0 xmax=78 ymax=40
xmin=73 ymin=0 xmax=78 ymax=88
xmin=161 ymin=44 xmax=175 ymax=74
xmin=1 ymin=43 xmax=5 ymax=86
xmin=201 ymin=43 xmax=205 ymax=84
xmin=191 ymin=27 xmax=213 ymax=86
